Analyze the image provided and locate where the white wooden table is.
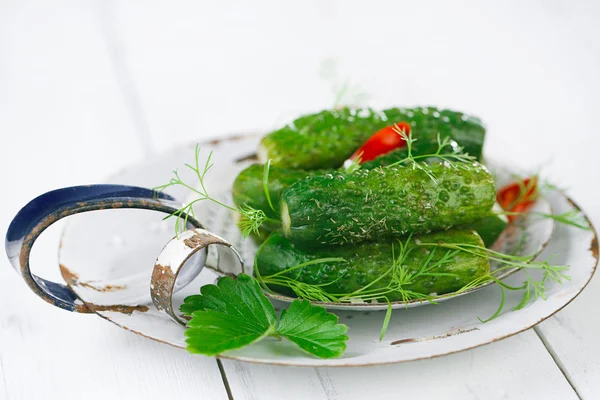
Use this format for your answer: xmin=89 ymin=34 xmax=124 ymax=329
xmin=1 ymin=1 xmax=599 ymax=399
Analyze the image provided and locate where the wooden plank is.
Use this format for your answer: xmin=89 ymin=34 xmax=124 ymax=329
xmin=0 ymin=2 xmax=228 ymax=399
xmin=222 ymin=330 xmax=578 ymax=400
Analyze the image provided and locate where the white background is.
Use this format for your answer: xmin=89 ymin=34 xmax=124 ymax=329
xmin=1 ymin=1 xmax=599 ymax=399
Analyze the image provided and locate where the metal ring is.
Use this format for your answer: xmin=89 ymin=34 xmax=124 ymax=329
xmin=150 ymin=228 xmax=244 ymax=326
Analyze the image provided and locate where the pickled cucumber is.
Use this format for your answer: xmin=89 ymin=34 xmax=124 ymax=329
xmin=259 ymin=107 xmax=485 ymax=169
xmin=281 ymin=162 xmax=496 ymax=245
xmin=255 ymin=230 xmax=490 ymax=300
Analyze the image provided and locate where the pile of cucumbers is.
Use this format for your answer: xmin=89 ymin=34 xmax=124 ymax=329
xmin=233 ymin=107 xmax=507 ymax=302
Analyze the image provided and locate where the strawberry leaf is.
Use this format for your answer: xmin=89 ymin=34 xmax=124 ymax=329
xmin=182 ymin=274 xmax=277 ymax=356
xmin=277 ymin=299 xmax=348 ymax=359
xmin=180 ymin=274 xmax=349 ymax=359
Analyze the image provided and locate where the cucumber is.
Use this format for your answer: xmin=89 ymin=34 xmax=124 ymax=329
xmin=255 ymin=230 xmax=490 ymax=301
xmin=383 ymin=107 xmax=486 ymax=161
xmin=259 ymin=108 xmax=384 ymax=170
xmin=259 ymin=106 xmax=486 ymax=170
xmin=465 ymin=204 xmax=508 ymax=247
xmin=281 ymin=162 xmax=496 ymax=245
xmin=232 ymin=164 xmax=322 ymax=222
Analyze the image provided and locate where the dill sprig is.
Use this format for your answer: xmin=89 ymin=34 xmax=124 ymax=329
xmin=387 ymin=125 xmax=477 ymax=183
xmin=153 ymin=144 xmax=277 ymax=237
xmin=254 ymin=257 xmax=348 ymax=303
xmin=498 ymin=209 xmax=591 ymax=231
xmin=411 ymin=241 xmax=570 ymax=322
xmin=540 ymin=209 xmax=591 ymax=230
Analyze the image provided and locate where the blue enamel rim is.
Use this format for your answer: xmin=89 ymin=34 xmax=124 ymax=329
xmin=5 ymin=185 xmax=201 ymax=312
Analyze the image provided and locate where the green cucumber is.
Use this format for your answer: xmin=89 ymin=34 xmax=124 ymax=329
xmin=465 ymin=204 xmax=508 ymax=247
xmin=259 ymin=108 xmax=384 ymax=170
xmin=259 ymin=107 xmax=486 ymax=170
xmin=383 ymin=107 xmax=486 ymax=161
xmin=281 ymin=162 xmax=496 ymax=245
xmin=233 ymin=162 xmax=502 ymax=242
xmin=232 ymin=164 xmax=322 ymax=222
xmin=255 ymin=230 xmax=490 ymax=300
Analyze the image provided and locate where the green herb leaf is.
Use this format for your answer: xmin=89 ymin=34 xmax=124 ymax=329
xmin=263 ymin=159 xmax=276 ymax=212
xmin=182 ymin=274 xmax=348 ymax=359
xmin=379 ymin=298 xmax=392 ymax=341
xmin=182 ymin=274 xmax=277 ymax=356
xmin=535 ymin=210 xmax=591 ymax=230
xmin=277 ymin=299 xmax=348 ymax=359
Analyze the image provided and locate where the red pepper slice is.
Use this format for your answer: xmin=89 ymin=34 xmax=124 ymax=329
xmin=350 ymin=122 xmax=411 ymax=163
xmin=497 ymin=176 xmax=538 ymax=222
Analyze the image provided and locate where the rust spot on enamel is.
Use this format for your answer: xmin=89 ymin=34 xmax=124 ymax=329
xmin=83 ymin=282 xmax=126 ymax=292
xmin=390 ymin=338 xmax=418 ymax=345
xmin=75 ymin=304 xmax=92 ymax=313
xmin=566 ymin=197 xmax=579 ymax=209
xmin=150 ymin=263 xmax=176 ymax=312
xmin=208 ymin=134 xmax=246 ymax=145
xmin=60 ymin=264 xmax=126 ymax=292
xmin=235 ymin=153 xmax=259 ymax=163
xmin=62 ymin=265 xmax=145 ymax=314
xmin=85 ymin=304 xmax=149 ymax=315
xmin=112 ymin=201 xmax=124 ymax=209
xmin=60 ymin=264 xmax=80 ymax=284
xmin=20 ymin=215 xmax=59 ymax=273
xmin=183 ymin=232 xmax=212 ymax=248
xmin=590 ymin=236 xmax=598 ymax=260
xmin=31 ymin=214 xmax=56 ymax=236
xmin=391 ymin=327 xmax=480 ymax=345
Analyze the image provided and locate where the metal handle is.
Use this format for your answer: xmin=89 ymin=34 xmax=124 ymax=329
xmin=5 ymin=184 xmax=202 ymax=312
xmin=151 ymin=228 xmax=245 ymax=325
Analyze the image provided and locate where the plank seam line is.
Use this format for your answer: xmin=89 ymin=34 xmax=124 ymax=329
xmin=534 ymin=326 xmax=582 ymax=399
xmin=217 ymin=359 xmax=235 ymax=400
xmin=315 ymin=368 xmax=339 ymax=400
xmin=97 ymin=0 xmax=156 ymax=158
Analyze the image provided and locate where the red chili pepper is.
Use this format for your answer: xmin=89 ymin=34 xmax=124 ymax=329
xmin=497 ymin=177 xmax=538 ymax=222
xmin=349 ymin=122 xmax=411 ymax=163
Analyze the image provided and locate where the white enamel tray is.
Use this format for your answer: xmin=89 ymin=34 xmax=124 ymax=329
xmin=58 ymin=135 xmax=598 ymax=367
